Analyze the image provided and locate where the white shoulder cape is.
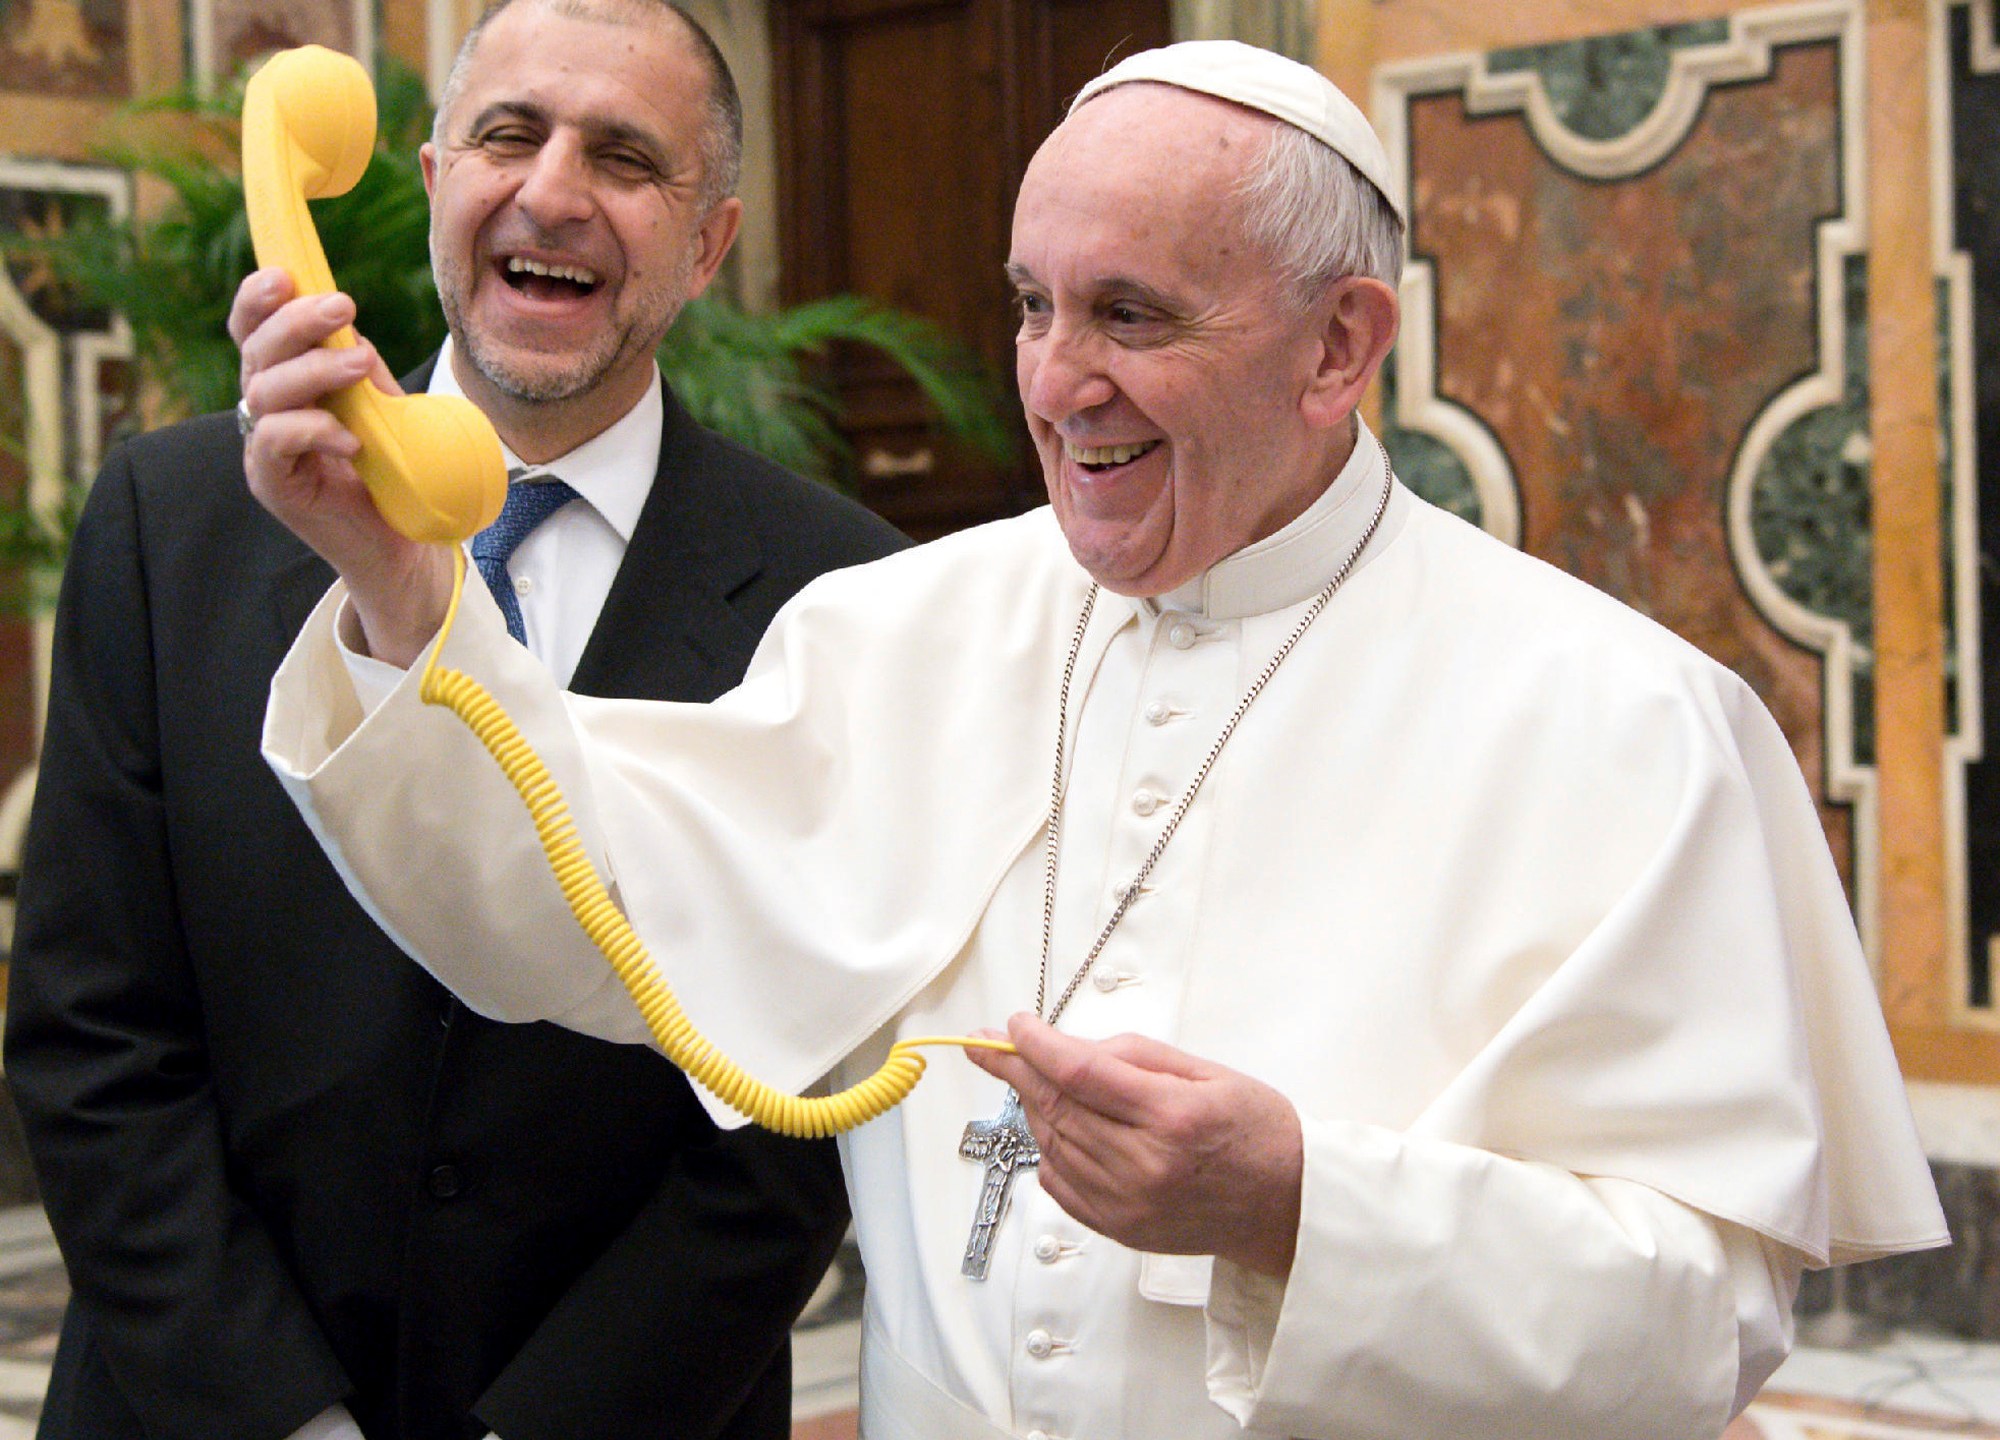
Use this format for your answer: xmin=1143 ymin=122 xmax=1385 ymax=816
xmin=267 ymin=490 xmax=1947 ymax=1268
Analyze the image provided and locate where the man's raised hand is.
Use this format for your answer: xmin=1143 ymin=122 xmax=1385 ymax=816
xmin=230 ymin=266 xmax=453 ymax=667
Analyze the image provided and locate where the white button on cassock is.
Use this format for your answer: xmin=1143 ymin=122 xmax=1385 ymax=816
xmin=1033 ymin=1234 xmax=1062 ymax=1262
xmin=1025 ymin=1328 xmax=1055 ymax=1359
xmin=1131 ymin=790 xmax=1159 ymax=817
xmin=1144 ymin=700 xmax=1171 ymax=725
xmin=1167 ymin=622 xmax=1196 ymax=650
xmin=1091 ymin=965 xmax=1119 ymax=993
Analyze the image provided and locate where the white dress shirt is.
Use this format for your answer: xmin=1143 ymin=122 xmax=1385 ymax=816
xmin=428 ymin=334 xmax=658 ymax=687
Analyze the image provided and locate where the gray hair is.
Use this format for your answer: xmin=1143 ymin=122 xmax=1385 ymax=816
xmin=432 ymin=0 xmax=743 ymax=211
xmin=1236 ymin=121 xmax=1404 ymax=301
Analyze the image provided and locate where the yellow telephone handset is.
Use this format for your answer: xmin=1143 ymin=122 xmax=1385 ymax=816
xmin=242 ymin=47 xmax=1005 ymax=1139
xmin=242 ymin=45 xmax=505 ymax=544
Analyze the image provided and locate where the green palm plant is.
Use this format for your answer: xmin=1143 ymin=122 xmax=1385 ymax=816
xmin=32 ymin=60 xmax=444 ymax=419
xmin=0 ymin=426 xmax=83 ymax=612
xmin=659 ymin=292 xmax=1013 ymax=480
xmin=0 ymin=55 xmax=1014 ymax=600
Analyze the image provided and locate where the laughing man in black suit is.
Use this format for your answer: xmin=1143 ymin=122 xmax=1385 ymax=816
xmin=5 ymin=3 xmax=903 ymax=1438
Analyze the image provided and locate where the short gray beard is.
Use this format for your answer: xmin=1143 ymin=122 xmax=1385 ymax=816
xmin=432 ymin=243 xmax=692 ymax=406
xmin=457 ymin=319 xmax=631 ymax=404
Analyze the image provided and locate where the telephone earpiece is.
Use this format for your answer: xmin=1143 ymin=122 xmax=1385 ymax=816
xmin=242 ymin=46 xmax=505 ymax=544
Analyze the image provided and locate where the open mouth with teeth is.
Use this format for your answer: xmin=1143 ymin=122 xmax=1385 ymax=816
xmin=502 ymin=255 xmax=602 ymax=301
xmin=1067 ymin=439 xmax=1162 ymax=473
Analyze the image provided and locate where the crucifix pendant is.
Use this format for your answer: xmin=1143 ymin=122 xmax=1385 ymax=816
xmin=958 ymin=1087 xmax=1040 ymax=1280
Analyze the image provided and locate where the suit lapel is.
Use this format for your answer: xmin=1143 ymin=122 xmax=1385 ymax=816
xmin=269 ymin=545 xmax=335 ymax=642
xmin=570 ymin=385 xmax=767 ymax=703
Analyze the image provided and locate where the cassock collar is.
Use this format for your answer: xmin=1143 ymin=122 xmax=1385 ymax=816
xmin=1146 ymin=417 xmax=1392 ymax=621
xmin=428 ymin=334 xmax=659 ymax=543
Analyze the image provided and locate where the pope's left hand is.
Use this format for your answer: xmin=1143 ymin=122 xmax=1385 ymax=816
xmin=966 ymin=1014 xmax=1303 ymax=1277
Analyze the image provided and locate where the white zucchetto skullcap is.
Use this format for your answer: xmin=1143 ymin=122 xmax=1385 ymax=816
xmin=1070 ymin=40 xmax=1402 ymax=222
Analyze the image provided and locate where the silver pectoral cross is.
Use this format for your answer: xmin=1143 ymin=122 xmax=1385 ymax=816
xmin=958 ymin=1087 xmax=1040 ymax=1280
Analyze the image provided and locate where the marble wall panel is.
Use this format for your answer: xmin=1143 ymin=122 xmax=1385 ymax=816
xmin=0 ymin=332 xmax=39 ymax=804
xmin=1947 ymin=0 xmax=2000 ymax=1008
xmin=0 ymin=0 xmax=128 ymax=98
xmin=1390 ymin=29 xmax=1858 ymax=896
xmin=190 ymin=0 xmax=369 ymax=87
xmin=1484 ymin=18 xmax=1729 ymax=141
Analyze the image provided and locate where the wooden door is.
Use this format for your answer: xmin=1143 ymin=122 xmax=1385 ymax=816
xmin=772 ymin=0 xmax=1172 ymax=539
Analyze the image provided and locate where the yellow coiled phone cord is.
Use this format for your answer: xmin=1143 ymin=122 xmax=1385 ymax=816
xmin=417 ymin=548 xmax=1013 ymax=1139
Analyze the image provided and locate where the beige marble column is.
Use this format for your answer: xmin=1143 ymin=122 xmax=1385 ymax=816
xmin=1866 ymin=0 xmax=1972 ymax=1074
xmin=1317 ymin=0 xmax=1375 ymax=112
xmin=425 ymin=0 xmax=486 ymax=96
xmin=382 ymin=0 xmax=427 ymax=80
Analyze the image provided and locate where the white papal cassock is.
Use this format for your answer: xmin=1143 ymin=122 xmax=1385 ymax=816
xmin=266 ymin=424 xmax=1946 ymax=1440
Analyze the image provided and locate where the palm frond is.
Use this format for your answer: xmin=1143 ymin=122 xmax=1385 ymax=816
xmin=0 ymin=460 xmax=86 ymax=614
xmin=5 ymin=55 xmax=446 ymax=419
xmin=661 ymin=293 xmax=1016 ymax=483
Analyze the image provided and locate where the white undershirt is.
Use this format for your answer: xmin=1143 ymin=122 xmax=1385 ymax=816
xmin=429 ymin=334 xmax=658 ymax=686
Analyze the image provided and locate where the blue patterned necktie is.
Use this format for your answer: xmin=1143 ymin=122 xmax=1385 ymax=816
xmin=470 ymin=471 xmax=580 ymax=644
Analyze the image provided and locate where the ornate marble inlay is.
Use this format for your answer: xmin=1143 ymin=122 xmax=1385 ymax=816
xmin=1486 ymin=20 xmax=1731 ymax=143
xmin=1379 ymin=363 xmax=1479 ymax=524
xmin=1377 ymin=2 xmax=1876 ymax=949
xmin=1939 ymin=0 xmax=2000 ymax=1009
xmin=0 ymin=0 xmax=128 ymax=97
xmin=188 ymin=0 xmax=372 ymax=88
xmin=1748 ymin=255 xmax=1873 ymax=765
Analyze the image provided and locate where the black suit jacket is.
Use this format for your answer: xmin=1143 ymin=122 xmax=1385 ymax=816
xmin=5 ymin=371 xmax=907 ymax=1440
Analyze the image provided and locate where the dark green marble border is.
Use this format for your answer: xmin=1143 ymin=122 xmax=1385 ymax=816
xmin=1487 ymin=20 xmax=1731 ymax=143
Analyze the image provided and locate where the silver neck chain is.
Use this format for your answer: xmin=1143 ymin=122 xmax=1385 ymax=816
xmin=1035 ymin=452 xmax=1395 ymax=1027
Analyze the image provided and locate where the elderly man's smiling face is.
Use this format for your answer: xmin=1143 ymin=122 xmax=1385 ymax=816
xmin=1009 ymin=85 xmax=1370 ymax=596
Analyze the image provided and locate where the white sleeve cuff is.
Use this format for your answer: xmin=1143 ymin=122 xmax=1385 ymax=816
xmin=1204 ymin=1254 xmax=1286 ymax=1402
xmin=1203 ymin=1113 xmax=1744 ymax=1440
xmin=1722 ymin=1220 xmax=1803 ymax=1414
xmin=286 ymin=1404 xmax=366 ymax=1440
xmin=334 ymin=593 xmax=415 ymax=716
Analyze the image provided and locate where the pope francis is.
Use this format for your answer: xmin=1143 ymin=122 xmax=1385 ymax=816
xmin=244 ymin=39 xmax=1946 ymax=1440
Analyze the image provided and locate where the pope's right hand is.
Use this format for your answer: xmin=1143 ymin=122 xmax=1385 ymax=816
xmin=230 ymin=266 xmax=454 ymax=668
